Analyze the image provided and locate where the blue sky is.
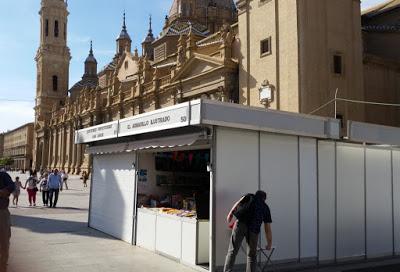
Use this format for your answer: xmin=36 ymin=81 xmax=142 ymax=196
xmin=0 ymin=0 xmax=386 ymax=133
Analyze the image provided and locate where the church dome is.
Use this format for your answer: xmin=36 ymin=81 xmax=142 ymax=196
xmin=169 ymin=0 xmax=236 ymax=20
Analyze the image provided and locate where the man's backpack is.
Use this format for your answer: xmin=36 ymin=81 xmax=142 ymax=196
xmin=233 ymin=194 xmax=255 ymax=224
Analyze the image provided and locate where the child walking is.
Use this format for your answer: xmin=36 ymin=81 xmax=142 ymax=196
xmin=81 ymin=171 xmax=89 ymax=188
xmin=12 ymin=176 xmax=23 ymax=206
xmin=39 ymin=173 xmax=50 ymax=206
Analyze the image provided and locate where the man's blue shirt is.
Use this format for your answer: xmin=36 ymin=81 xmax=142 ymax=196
xmin=47 ymin=173 xmax=62 ymax=189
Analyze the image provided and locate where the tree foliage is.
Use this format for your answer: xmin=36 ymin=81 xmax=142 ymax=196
xmin=0 ymin=157 xmax=14 ymax=166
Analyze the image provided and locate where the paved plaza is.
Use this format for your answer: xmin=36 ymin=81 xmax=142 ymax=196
xmin=7 ymin=172 xmax=196 ymax=272
xmin=5 ymin=171 xmax=400 ymax=272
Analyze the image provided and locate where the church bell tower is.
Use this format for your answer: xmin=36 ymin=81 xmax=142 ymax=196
xmin=35 ymin=0 xmax=71 ymax=123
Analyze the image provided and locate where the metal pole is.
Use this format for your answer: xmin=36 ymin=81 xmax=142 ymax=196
xmin=334 ymin=88 xmax=339 ymax=119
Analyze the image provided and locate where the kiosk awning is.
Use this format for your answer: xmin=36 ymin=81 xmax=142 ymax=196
xmin=127 ymin=133 xmax=204 ymax=151
xmin=87 ymin=133 xmax=205 ymax=155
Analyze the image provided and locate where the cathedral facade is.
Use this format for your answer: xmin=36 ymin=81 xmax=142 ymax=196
xmin=33 ymin=0 xmax=238 ymax=173
xmin=33 ymin=0 xmax=400 ymax=173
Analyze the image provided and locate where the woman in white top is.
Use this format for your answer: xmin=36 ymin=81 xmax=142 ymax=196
xmin=12 ymin=176 xmax=23 ymax=206
xmin=24 ymin=170 xmax=39 ymax=206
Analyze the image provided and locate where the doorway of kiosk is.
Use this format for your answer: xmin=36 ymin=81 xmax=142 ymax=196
xmin=135 ymin=147 xmax=211 ymax=270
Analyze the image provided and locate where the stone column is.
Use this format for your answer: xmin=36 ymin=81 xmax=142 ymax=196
xmin=33 ymin=137 xmax=40 ymax=170
xmin=66 ymin=123 xmax=73 ymax=173
xmin=60 ymin=124 xmax=66 ymax=170
xmin=47 ymin=128 xmax=53 ymax=169
xmin=71 ymin=142 xmax=77 ymax=174
xmin=75 ymin=144 xmax=82 ymax=174
xmin=52 ymin=127 xmax=58 ymax=169
xmin=70 ymin=120 xmax=76 ymax=173
xmin=39 ymin=141 xmax=48 ymax=169
xmin=57 ymin=126 xmax=63 ymax=169
xmin=81 ymin=146 xmax=89 ymax=173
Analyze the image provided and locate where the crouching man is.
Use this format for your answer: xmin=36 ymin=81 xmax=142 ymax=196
xmin=224 ymin=190 xmax=272 ymax=272
xmin=0 ymin=172 xmax=15 ymax=272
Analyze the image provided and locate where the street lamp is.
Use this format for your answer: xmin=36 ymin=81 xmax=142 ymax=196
xmin=259 ymin=80 xmax=273 ymax=107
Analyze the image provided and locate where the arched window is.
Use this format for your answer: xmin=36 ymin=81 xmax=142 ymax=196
xmin=54 ymin=20 xmax=59 ymax=37
xmin=52 ymin=76 xmax=58 ymax=91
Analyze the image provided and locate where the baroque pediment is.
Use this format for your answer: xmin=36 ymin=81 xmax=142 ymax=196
xmin=117 ymin=52 xmax=140 ymax=82
xmin=172 ymin=54 xmax=224 ymax=81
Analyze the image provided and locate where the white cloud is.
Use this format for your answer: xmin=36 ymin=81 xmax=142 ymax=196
xmin=96 ymin=49 xmax=115 ymax=57
xmin=68 ymin=33 xmax=91 ymax=45
xmin=0 ymin=102 xmax=34 ymax=133
xmin=361 ymin=0 xmax=383 ymax=10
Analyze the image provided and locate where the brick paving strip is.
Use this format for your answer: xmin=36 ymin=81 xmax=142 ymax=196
xmin=7 ymin=172 xmax=196 ymax=272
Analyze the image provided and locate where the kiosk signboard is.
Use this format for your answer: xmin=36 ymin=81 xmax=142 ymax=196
xmin=75 ymin=121 xmax=118 ymax=144
xmin=118 ymin=102 xmax=190 ymax=138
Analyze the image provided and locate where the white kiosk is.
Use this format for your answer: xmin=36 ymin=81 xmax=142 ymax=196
xmin=76 ymin=99 xmax=400 ymax=271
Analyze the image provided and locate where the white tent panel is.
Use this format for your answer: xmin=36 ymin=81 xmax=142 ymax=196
xmin=318 ymin=141 xmax=336 ymax=261
xmin=215 ymin=127 xmax=259 ymax=267
xmin=90 ymin=153 xmax=136 ymax=243
xmin=299 ymin=137 xmax=318 ymax=259
xmin=260 ymin=133 xmax=299 ymax=261
xmin=366 ymin=148 xmax=393 ymax=257
xmin=336 ymin=144 xmax=365 ymax=259
xmin=394 ymin=150 xmax=400 ymax=254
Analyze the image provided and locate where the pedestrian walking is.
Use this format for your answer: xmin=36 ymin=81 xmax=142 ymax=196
xmin=12 ymin=176 xmax=23 ymax=206
xmin=224 ymin=190 xmax=273 ymax=272
xmin=60 ymin=170 xmax=69 ymax=190
xmin=39 ymin=173 xmax=50 ymax=206
xmin=47 ymin=169 xmax=62 ymax=208
xmin=24 ymin=170 xmax=39 ymax=207
xmin=0 ymin=171 xmax=15 ymax=272
xmin=81 ymin=171 xmax=89 ymax=188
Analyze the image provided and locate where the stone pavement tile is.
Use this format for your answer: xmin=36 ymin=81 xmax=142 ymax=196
xmin=8 ymin=173 xmax=197 ymax=272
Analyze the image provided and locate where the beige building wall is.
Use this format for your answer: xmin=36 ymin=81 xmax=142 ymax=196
xmin=364 ymin=32 xmax=400 ymax=62
xmin=361 ymin=3 xmax=400 ymax=127
xmin=298 ymin=0 xmax=365 ymax=123
xmin=3 ymin=123 xmax=34 ymax=170
xmin=363 ymin=55 xmax=400 ymax=126
xmin=237 ymin=0 xmax=299 ymax=111
xmin=238 ymin=0 xmax=365 ymax=125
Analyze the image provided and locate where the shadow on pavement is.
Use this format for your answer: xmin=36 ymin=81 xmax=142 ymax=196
xmin=11 ymin=214 xmax=114 ymax=240
xmin=343 ymin=264 xmax=400 ymax=272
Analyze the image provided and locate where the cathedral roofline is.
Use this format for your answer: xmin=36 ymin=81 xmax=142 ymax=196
xmin=117 ymin=12 xmax=132 ymax=41
xmin=85 ymin=41 xmax=97 ymax=64
xmin=142 ymin=15 xmax=155 ymax=43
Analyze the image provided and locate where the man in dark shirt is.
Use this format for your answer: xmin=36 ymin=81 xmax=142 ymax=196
xmin=224 ymin=190 xmax=272 ymax=272
xmin=0 ymin=171 xmax=15 ymax=272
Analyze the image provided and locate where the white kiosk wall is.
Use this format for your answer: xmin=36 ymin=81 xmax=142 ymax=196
xmin=215 ymin=127 xmax=259 ymax=267
xmin=90 ymin=152 xmax=136 ymax=244
xmin=318 ymin=141 xmax=336 ymax=262
xmin=299 ymin=138 xmax=318 ymax=259
xmin=366 ymin=148 xmax=393 ymax=257
xmin=260 ymin=133 xmax=299 ymax=261
xmin=336 ymin=143 xmax=365 ymax=259
xmin=393 ymin=150 xmax=400 ymax=254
